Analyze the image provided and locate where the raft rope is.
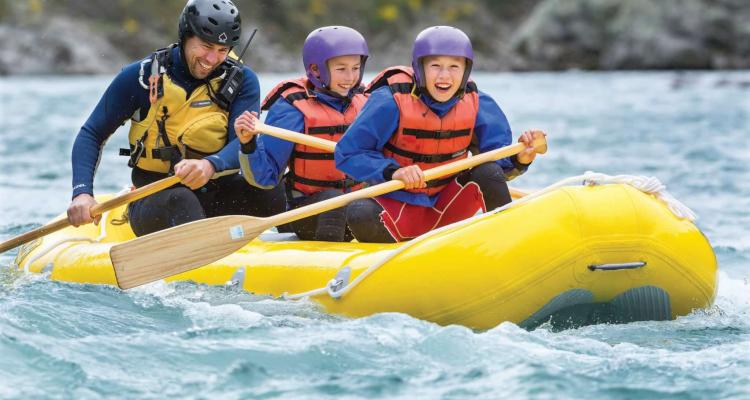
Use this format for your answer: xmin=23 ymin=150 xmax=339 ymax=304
xmin=281 ymin=171 xmax=697 ymax=301
xmin=21 ymin=187 xmax=132 ymax=273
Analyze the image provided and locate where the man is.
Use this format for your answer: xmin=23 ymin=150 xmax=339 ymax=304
xmin=67 ymin=0 xmax=285 ymax=236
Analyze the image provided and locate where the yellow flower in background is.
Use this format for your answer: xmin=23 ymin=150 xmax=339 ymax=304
xmin=379 ymin=4 xmax=398 ymax=22
xmin=30 ymin=0 xmax=43 ymax=13
xmin=123 ymin=18 xmax=139 ymax=34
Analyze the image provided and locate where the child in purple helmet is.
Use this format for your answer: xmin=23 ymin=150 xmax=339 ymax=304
xmin=335 ymin=26 xmax=547 ymax=243
xmin=234 ymin=26 xmax=369 ymax=241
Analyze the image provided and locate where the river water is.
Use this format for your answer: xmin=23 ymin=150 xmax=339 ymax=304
xmin=1 ymin=71 xmax=748 ymax=399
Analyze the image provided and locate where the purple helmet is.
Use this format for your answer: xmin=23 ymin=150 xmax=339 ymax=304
xmin=412 ymin=26 xmax=474 ymax=94
xmin=302 ymin=26 xmax=369 ymax=90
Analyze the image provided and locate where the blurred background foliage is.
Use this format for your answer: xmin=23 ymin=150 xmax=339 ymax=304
xmin=0 ymin=0 xmax=748 ymax=74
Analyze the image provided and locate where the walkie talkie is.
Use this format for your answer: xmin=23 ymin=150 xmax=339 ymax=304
xmin=214 ymin=28 xmax=258 ymax=110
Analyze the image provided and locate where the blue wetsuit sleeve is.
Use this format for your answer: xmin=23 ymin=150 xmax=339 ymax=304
xmin=206 ymin=65 xmax=261 ymax=172
xmin=334 ymin=86 xmax=401 ymax=184
xmin=474 ymin=91 xmax=528 ymax=180
xmin=71 ymin=61 xmax=147 ymax=198
xmin=238 ymin=99 xmax=300 ymax=188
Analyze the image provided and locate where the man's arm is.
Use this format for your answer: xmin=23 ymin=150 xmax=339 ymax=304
xmin=71 ymin=61 xmax=148 ymax=198
xmin=68 ymin=60 xmax=149 ymax=225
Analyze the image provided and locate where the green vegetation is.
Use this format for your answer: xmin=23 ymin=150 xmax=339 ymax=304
xmin=0 ymin=0 xmax=538 ymax=60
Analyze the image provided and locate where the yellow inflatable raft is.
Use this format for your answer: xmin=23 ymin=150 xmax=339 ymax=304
xmin=13 ymin=180 xmax=717 ymax=330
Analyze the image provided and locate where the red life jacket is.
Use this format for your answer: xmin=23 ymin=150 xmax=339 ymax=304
xmin=366 ymin=66 xmax=479 ymax=196
xmin=262 ymin=77 xmax=367 ymax=195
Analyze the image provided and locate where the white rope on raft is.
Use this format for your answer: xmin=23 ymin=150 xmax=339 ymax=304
xmin=281 ymin=171 xmax=697 ymax=301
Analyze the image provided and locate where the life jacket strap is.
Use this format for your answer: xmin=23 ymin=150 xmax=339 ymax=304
xmin=290 ymin=175 xmax=363 ymax=190
xmin=402 ymin=128 xmax=471 ymax=139
xmin=384 ymin=142 xmax=467 ymax=163
xmin=292 ymin=151 xmax=334 ymax=161
xmin=285 ymin=92 xmax=310 ymax=104
xmin=389 ymin=82 xmax=413 ymax=94
xmin=307 ymin=125 xmax=350 ymax=135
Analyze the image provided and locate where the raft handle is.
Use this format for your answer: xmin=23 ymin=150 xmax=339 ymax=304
xmin=588 ymin=261 xmax=646 ymax=271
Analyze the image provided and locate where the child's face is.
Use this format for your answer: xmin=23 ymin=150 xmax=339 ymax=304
xmin=323 ymin=55 xmax=362 ymax=96
xmin=421 ymin=55 xmax=466 ymax=102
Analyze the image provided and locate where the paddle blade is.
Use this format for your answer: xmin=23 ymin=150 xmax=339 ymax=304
xmin=111 ymin=215 xmax=269 ymax=289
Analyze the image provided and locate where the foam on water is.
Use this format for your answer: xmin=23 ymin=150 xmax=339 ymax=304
xmin=1 ymin=71 xmax=748 ymax=399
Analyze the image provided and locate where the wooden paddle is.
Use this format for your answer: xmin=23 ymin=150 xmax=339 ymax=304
xmin=0 ymin=175 xmax=182 ymax=254
xmin=254 ymin=122 xmax=530 ymax=198
xmin=0 ymin=125 xmax=344 ymax=255
xmin=111 ymin=134 xmax=547 ymax=289
xmin=254 ymin=121 xmax=336 ymax=152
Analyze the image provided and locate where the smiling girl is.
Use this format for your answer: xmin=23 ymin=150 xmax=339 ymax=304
xmin=234 ymin=26 xmax=369 ymax=242
xmin=334 ymin=26 xmax=546 ymax=243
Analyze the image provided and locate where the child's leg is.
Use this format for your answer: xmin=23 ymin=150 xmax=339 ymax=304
xmin=345 ymin=198 xmax=398 ymax=243
xmin=464 ymin=162 xmax=512 ymax=210
xmin=290 ymin=189 xmax=349 ymax=242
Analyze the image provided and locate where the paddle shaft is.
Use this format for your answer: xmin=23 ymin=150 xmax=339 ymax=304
xmin=259 ymin=140 xmax=538 ymax=229
xmin=257 ymin=122 xmax=336 ymax=152
xmin=1 ymin=122 xmax=334 ymax=255
xmin=0 ymin=176 xmax=182 ymax=254
xmin=258 ymin=122 xmax=530 ymax=199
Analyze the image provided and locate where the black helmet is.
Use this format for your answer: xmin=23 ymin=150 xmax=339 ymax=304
xmin=178 ymin=0 xmax=242 ymax=47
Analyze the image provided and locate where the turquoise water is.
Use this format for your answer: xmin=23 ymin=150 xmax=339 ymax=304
xmin=1 ymin=71 xmax=749 ymax=399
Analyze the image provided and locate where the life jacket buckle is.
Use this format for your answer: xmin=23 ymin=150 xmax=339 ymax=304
xmin=435 ymin=130 xmax=452 ymax=139
xmin=128 ymin=138 xmax=146 ymax=168
xmin=148 ymin=74 xmax=160 ymax=104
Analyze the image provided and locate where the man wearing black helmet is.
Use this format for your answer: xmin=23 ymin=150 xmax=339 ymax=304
xmin=67 ymin=0 xmax=285 ymax=236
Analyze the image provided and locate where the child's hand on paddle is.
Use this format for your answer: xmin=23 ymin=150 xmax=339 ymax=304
xmin=393 ymin=165 xmax=427 ymax=189
xmin=517 ymin=130 xmax=547 ymax=165
xmin=234 ymin=111 xmax=260 ymax=144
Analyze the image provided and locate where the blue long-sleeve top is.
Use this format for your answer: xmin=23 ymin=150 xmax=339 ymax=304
xmin=334 ymin=86 xmax=528 ymax=207
xmin=238 ymin=90 xmax=354 ymax=190
xmin=70 ymin=45 xmax=261 ymax=198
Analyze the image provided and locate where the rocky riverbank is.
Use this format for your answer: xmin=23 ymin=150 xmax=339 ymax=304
xmin=0 ymin=0 xmax=748 ymax=75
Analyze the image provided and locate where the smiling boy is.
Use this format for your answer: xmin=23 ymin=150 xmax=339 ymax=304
xmin=335 ymin=26 xmax=546 ymax=243
xmin=234 ymin=26 xmax=369 ymax=242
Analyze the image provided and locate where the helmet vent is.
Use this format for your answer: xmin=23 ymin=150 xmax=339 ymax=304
xmin=202 ymin=27 xmax=214 ymax=35
xmin=208 ymin=17 xmax=218 ymax=26
xmin=213 ymin=4 xmax=221 ymax=10
xmin=232 ymin=24 xmax=240 ymax=31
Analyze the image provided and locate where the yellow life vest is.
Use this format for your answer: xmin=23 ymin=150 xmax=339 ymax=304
xmin=127 ymin=70 xmax=229 ymax=174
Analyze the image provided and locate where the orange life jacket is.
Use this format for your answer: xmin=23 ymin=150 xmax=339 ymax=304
xmin=366 ymin=66 xmax=479 ymax=196
xmin=262 ymin=77 xmax=367 ymax=195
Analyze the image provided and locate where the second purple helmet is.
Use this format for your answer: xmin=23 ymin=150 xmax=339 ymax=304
xmin=302 ymin=26 xmax=369 ymax=90
xmin=412 ymin=26 xmax=474 ymax=93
